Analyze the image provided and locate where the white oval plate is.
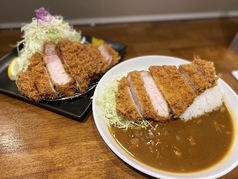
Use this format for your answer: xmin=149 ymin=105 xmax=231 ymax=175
xmin=92 ymin=55 xmax=238 ymax=179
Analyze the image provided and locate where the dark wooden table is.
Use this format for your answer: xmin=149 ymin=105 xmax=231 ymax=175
xmin=0 ymin=17 xmax=238 ymax=178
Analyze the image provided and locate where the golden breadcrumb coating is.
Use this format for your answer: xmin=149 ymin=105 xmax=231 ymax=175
xmin=29 ymin=52 xmax=59 ymax=99
xmin=16 ymin=39 xmax=121 ymax=101
xmin=43 ymin=41 xmax=78 ymax=97
xmin=58 ymin=39 xmax=90 ymax=93
xmin=127 ymin=71 xmax=163 ymax=120
xmin=84 ymin=44 xmax=109 ymax=78
xmin=17 ymin=53 xmax=42 ymax=101
xmin=115 ymin=77 xmax=144 ymax=120
xmin=193 ymin=57 xmax=218 ymax=87
xmin=149 ymin=65 xmax=196 ymax=118
xmin=100 ymin=44 xmax=121 ymax=67
xmin=17 ymin=70 xmax=40 ymax=101
xmin=33 ymin=62 xmax=59 ymax=99
xmin=71 ymin=41 xmax=97 ymax=78
xmin=179 ymin=63 xmax=210 ymax=95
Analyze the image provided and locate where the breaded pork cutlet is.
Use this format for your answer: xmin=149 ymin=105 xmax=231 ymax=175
xmin=193 ymin=57 xmax=218 ymax=87
xmin=16 ymin=39 xmax=121 ymax=101
xmin=140 ymin=71 xmax=171 ymax=121
xmin=43 ymin=42 xmax=77 ymax=97
xmin=17 ymin=71 xmax=40 ymax=101
xmin=33 ymin=65 xmax=59 ymax=100
xmin=71 ymin=41 xmax=97 ymax=78
xmin=116 ymin=77 xmax=144 ymax=120
xmin=179 ymin=63 xmax=210 ymax=95
xmin=58 ymin=39 xmax=91 ymax=93
xmin=16 ymin=52 xmax=42 ymax=101
xmin=98 ymin=44 xmax=121 ymax=68
xmin=127 ymin=71 xmax=170 ymax=121
xmin=127 ymin=71 xmax=151 ymax=120
xmin=149 ymin=65 xmax=196 ymax=118
xmin=29 ymin=52 xmax=58 ymax=100
xmin=84 ymin=44 xmax=109 ymax=79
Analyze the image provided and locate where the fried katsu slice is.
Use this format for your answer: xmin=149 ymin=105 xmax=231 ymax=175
xmin=84 ymin=44 xmax=109 ymax=78
xmin=58 ymin=39 xmax=90 ymax=93
xmin=17 ymin=70 xmax=40 ymax=101
xmin=149 ymin=65 xmax=196 ymax=118
xmin=33 ymin=62 xmax=59 ymax=100
xmin=28 ymin=52 xmax=58 ymax=100
xmin=16 ymin=53 xmax=41 ymax=101
xmin=116 ymin=77 xmax=144 ymax=120
xmin=140 ymin=71 xmax=171 ymax=121
xmin=43 ymin=42 xmax=77 ymax=96
xmin=179 ymin=63 xmax=210 ymax=95
xmin=71 ymin=41 xmax=97 ymax=78
xmin=192 ymin=57 xmax=218 ymax=87
xmin=127 ymin=71 xmax=168 ymax=121
xmin=98 ymin=44 xmax=121 ymax=68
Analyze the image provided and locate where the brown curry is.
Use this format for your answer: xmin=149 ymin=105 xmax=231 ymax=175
xmin=109 ymin=104 xmax=234 ymax=173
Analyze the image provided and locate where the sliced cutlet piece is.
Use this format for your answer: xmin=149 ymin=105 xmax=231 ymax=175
xmin=71 ymin=41 xmax=97 ymax=78
xmin=127 ymin=71 xmax=148 ymax=119
xmin=28 ymin=52 xmax=58 ymax=100
xmin=43 ymin=41 xmax=77 ymax=96
xmin=34 ymin=63 xmax=59 ymax=100
xmin=192 ymin=57 xmax=218 ymax=87
xmin=16 ymin=53 xmax=42 ymax=101
xmin=84 ymin=44 xmax=109 ymax=78
xmin=58 ymin=39 xmax=90 ymax=93
xmin=149 ymin=65 xmax=196 ymax=118
xmin=115 ymin=77 xmax=144 ymax=120
xmin=140 ymin=71 xmax=171 ymax=121
xmin=17 ymin=70 xmax=40 ymax=101
xmin=98 ymin=44 xmax=121 ymax=68
xmin=179 ymin=63 xmax=210 ymax=95
xmin=127 ymin=71 xmax=166 ymax=121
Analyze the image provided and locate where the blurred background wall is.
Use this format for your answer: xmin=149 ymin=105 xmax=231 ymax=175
xmin=1 ymin=0 xmax=238 ymax=29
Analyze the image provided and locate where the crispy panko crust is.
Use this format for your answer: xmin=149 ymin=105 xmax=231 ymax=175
xmin=17 ymin=52 xmax=60 ymax=101
xmin=33 ymin=62 xmax=59 ymax=100
xmin=43 ymin=42 xmax=78 ymax=97
xmin=115 ymin=77 xmax=144 ymax=120
xmin=149 ymin=65 xmax=196 ymax=118
xmin=58 ymin=39 xmax=90 ymax=93
xmin=17 ymin=53 xmax=41 ymax=101
xmin=115 ymin=59 xmax=219 ymax=121
xmin=16 ymin=39 xmax=121 ymax=101
xmin=193 ymin=57 xmax=218 ymax=87
xmin=179 ymin=63 xmax=210 ymax=95
xmin=72 ymin=41 xmax=97 ymax=78
xmin=128 ymin=71 xmax=163 ymax=120
xmin=84 ymin=44 xmax=109 ymax=78
xmin=100 ymin=44 xmax=121 ymax=67
xmin=17 ymin=70 xmax=40 ymax=101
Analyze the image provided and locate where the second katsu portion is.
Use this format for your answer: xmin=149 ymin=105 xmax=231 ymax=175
xmin=17 ymin=39 xmax=121 ymax=101
xmin=115 ymin=58 xmax=222 ymax=122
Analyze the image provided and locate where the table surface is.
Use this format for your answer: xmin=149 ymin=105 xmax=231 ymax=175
xmin=0 ymin=18 xmax=238 ymax=179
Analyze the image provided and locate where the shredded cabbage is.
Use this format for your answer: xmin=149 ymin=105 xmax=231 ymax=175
xmin=95 ymin=76 xmax=151 ymax=129
xmin=15 ymin=7 xmax=84 ymax=72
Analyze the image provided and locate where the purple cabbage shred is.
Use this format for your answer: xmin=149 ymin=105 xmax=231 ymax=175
xmin=35 ymin=7 xmax=52 ymax=22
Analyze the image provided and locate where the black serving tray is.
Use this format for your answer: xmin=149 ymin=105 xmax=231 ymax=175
xmin=0 ymin=36 xmax=126 ymax=121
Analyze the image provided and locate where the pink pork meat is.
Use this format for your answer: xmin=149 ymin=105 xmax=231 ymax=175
xmin=43 ymin=42 xmax=77 ymax=97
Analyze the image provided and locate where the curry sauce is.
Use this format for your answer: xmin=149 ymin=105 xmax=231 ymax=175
xmin=109 ymin=104 xmax=234 ymax=173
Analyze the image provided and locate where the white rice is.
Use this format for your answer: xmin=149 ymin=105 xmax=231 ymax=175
xmin=180 ymin=85 xmax=224 ymax=121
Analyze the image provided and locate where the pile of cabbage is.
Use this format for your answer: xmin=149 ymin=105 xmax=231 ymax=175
xmin=16 ymin=7 xmax=83 ymax=73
